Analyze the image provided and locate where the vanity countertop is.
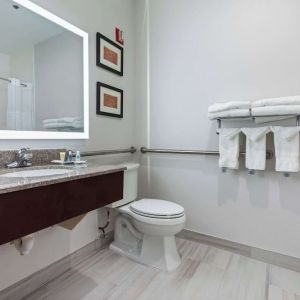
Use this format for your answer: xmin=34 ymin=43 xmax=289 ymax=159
xmin=0 ymin=162 xmax=126 ymax=195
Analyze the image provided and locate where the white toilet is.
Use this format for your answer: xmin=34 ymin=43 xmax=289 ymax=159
xmin=109 ymin=163 xmax=186 ymax=272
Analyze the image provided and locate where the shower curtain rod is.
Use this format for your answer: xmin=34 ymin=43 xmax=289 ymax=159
xmin=0 ymin=76 xmax=27 ymax=87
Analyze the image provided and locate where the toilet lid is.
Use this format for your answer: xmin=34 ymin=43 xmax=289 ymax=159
xmin=130 ymin=199 xmax=185 ymax=219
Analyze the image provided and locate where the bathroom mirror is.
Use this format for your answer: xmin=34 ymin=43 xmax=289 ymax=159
xmin=0 ymin=0 xmax=89 ymax=139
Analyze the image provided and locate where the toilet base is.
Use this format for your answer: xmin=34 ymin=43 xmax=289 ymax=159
xmin=110 ymin=234 xmax=181 ymax=272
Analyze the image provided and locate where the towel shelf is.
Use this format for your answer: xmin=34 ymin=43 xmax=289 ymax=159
xmin=140 ymin=147 xmax=273 ymax=160
xmin=216 ymin=115 xmax=300 ymax=133
xmin=215 ymin=114 xmax=300 ymax=120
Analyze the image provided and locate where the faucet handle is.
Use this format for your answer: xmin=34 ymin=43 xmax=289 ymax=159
xmin=18 ymin=147 xmax=31 ymax=154
xmin=17 ymin=148 xmax=32 ymax=160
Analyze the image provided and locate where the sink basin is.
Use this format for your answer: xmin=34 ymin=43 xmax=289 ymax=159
xmin=0 ymin=168 xmax=73 ymax=178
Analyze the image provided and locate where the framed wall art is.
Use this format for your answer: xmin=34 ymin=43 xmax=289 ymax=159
xmin=96 ymin=82 xmax=123 ymax=118
xmin=96 ymin=33 xmax=123 ymax=76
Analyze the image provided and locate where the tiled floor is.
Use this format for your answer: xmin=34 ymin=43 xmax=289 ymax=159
xmin=23 ymin=238 xmax=300 ymax=300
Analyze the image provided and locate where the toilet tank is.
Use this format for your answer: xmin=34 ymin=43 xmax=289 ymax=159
xmin=108 ymin=163 xmax=140 ymax=208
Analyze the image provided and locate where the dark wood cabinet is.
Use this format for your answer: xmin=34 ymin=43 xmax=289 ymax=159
xmin=0 ymin=171 xmax=123 ymax=246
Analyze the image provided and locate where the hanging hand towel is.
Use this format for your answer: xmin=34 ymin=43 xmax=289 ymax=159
xmin=208 ymin=101 xmax=251 ymax=113
xmin=241 ymin=127 xmax=270 ymax=170
xmin=271 ymin=127 xmax=300 ymax=172
xmin=208 ymin=108 xmax=251 ymax=120
xmin=218 ymin=128 xmax=241 ymax=169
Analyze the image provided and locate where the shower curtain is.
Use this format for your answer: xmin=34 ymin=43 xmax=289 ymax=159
xmin=6 ymin=78 xmax=35 ymax=130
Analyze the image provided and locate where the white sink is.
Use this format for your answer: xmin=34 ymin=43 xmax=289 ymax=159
xmin=1 ymin=168 xmax=73 ymax=178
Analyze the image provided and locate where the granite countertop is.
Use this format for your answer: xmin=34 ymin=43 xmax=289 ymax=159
xmin=0 ymin=162 xmax=126 ymax=195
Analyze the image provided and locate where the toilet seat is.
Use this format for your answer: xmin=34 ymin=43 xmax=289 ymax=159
xmin=130 ymin=199 xmax=185 ymax=219
xmin=118 ymin=203 xmax=186 ymax=226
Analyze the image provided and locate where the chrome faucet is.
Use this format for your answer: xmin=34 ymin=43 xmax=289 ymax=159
xmin=6 ymin=148 xmax=33 ymax=168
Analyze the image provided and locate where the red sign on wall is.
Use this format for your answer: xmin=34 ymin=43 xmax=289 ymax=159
xmin=115 ymin=28 xmax=124 ymax=45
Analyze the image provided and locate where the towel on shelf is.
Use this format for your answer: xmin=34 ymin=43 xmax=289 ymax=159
xmin=271 ymin=126 xmax=300 ymax=172
xmin=218 ymin=128 xmax=241 ymax=169
xmin=43 ymin=117 xmax=83 ymax=131
xmin=54 ymin=127 xmax=84 ymax=132
xmin=208 ymin=101 xmax=251 ymax=113
xmin=241 ymin=127 xmax=270 ymax=170
xmin=251 ymin=105 xmax=300 ymax=117
xmin=252 ymin=96 xmax=300 ymax=108
xmin=43 ymin=121 xmax=83 ymax=129
xmin=208 ymin=108 xmax=251 ymax=120
xmin=254 ymin=116 xmax=294 ymax=124
xmin=43 ymin=117 xmax=82 ymax=125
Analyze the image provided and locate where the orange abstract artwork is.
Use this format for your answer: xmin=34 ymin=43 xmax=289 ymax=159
xmin=103 ymin=93 xmax=118 ymax=109
xmin=103 ymin=46 xmax=118 ymax=65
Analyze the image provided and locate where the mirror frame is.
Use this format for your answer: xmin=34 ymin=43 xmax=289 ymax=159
xmin=0 ymin=0 xmax=89 ymax=139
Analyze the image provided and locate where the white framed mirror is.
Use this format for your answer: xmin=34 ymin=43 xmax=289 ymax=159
xmin=0 ymin=0 xmax=89 ymax=139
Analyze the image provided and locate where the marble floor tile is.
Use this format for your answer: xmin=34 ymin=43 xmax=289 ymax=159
xmin=269 ymin=265 xmax=300 ymax=295
xmin=19 ymin=238 xmax=300 ymax=300
xmin=268 ymin=284 xmax=300 ymax=300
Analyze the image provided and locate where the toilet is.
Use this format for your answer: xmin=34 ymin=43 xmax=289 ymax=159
xmin=109 ymin=163 xmax=186 ymax=272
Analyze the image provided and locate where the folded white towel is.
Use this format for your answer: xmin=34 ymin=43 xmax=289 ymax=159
xmin=218 ymin=128 xmax=241 ymax=169
xmin=252 ymin=105 xmax=300 ymax=117
xmin=208 ymin=101 xmax=251 ymax=113
xmin=208 ymin=108 xmax=251 ymax=120
xmin=254 ymin=116 xmax=294 ymax=124
xmin=43 ymin=117 xmax=82 ymax=124
xmin=241 ymin=127 xmax=270 ymax=170
xmin=43 ymin=121 xmax=83 ymax=129
xmin=271 ymin=126 xmax=300 ymax=172
xmin=252 ymin=96 xmax=300 ymax=108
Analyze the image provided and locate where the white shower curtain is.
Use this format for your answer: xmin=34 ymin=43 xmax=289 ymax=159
xmin=6 ymin=78 xmax=34 ymax=130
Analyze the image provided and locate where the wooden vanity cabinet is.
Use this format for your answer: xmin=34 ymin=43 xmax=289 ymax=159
xmin=0 ymin=171 xmax=123 ymax=246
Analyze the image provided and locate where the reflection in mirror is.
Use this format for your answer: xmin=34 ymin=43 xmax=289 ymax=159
xmin=0 ymin=0 xmax=84 ymax=133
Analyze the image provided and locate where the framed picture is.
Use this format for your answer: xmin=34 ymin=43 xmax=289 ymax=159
xmin=96 ymin=33 xmax=123 ymax=76
xmin=96 ymin=82 xmax=123 ymax=118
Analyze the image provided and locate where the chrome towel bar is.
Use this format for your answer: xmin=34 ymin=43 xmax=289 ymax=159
xmin=140 ymin=147 xmax=273 ymax=160
xmin=80 ymin=147 xmax=136 ymax=157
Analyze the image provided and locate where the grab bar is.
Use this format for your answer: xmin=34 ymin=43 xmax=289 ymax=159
xmin=80 ymin=147 xmax=136 ymax=157
xmin=140 ymin=147 xmax=273 ymax=160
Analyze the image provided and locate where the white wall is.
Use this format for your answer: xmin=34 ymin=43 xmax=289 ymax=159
xmin=136 ymin=0 xmax=300 ymax=259
xmin=0 ymin=47 xmax=34 ymax=131
xmin=10 ymin=46 xmax=34 ymax=84
xmin=34 ymin=31 xmax=83 ymax=130
xmin=0 ymin=53 xmax=10 ymax=129
xmin=0 ymin=0 xmax=136 ymax=291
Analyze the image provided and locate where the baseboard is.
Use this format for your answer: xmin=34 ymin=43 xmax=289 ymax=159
xmin=177 ymin=229 xmax=300 ymax=273
xmin=0 ymin=231 xmax=114 ymax=300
